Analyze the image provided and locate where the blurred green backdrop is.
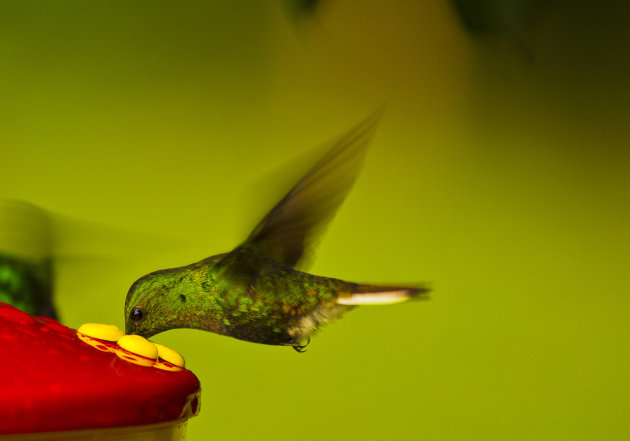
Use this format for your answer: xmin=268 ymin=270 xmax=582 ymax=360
xmin=1 ymin=1 xmax=629 ymax=440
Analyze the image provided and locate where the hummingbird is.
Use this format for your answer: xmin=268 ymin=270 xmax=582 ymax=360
xmin=0 ymin=200 xmax=57 ymax=319
xmin=0 ymin=199 xmax=189 ymax=323
xmin=124 ymin=112 xmax=429 ymax=351
xmin=0 ymin=253 xmax=55 ymax=319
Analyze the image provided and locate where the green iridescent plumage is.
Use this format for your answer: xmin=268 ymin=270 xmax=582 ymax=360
xmin=0 ymin=254 xmax=55 ymax=318
xmin=0 ymin=200 xmax=57 ymax=319
xmin=125 ymin=112 xmax=429 ymax=350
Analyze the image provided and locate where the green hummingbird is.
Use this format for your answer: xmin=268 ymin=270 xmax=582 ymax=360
xmin=0 ymin=200 xmax=57 ymax=319
xmin=0 ymin=253 xmax=55 ymax=319
xmin=0 ymin=199 xmax=188 ymax=322
xmin=124 ymin=112 xmax=429 ymax=351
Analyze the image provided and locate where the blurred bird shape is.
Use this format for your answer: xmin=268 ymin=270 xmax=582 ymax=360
xmin=0 ymin=200 xmax=192 ymax=321
xmin=0 ymin=201 xmax=56 ymax=318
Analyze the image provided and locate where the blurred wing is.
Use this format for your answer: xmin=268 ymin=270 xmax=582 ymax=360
xmin=0 ymin=199 xmax=190 ymax=261
xmin=0 ymin=200 xmax=53 ymax=263
xmin=234 ymin=111 xmax=382 ymax=268
xmin=0 ymin=199 xmax=193 ymax=320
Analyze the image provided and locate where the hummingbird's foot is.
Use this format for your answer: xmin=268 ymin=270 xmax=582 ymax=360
xmin=292 ymin=337 xmax=310 ymax=353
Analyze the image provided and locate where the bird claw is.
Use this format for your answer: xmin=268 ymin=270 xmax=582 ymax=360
xmin=292 ymin=337 xmax=310 ymax=353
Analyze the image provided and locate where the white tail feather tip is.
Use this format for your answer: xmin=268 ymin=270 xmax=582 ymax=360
xmin=336 ymin=291 xmax=411 ymax=305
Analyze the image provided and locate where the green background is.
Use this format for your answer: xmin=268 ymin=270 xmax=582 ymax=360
xmin=1 ymin=1 xmax=629 ymax=440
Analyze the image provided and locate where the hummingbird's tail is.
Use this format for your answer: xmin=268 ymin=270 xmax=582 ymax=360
xmin=336 ymin=283 xmax=430 ymax=305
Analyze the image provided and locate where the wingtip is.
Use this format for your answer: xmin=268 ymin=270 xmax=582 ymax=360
xmin=355 ymin=106 xmax=387 ymax=134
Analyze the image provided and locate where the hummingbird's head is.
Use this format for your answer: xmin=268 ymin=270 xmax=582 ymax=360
xmin=124 ymin=266 xmax=201 ymax=338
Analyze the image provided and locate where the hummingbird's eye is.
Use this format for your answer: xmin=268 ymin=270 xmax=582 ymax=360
xmin=130 ymin=307 xmax=145 ymax=322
